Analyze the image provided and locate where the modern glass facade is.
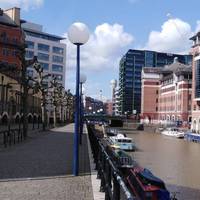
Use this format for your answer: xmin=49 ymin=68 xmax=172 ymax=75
xmin=53 ymin=46 xmax=64 ymax=55
xmin=23 ymin=22 xmax=66 ymax=88
xmin=52 ymin=64 xmax=63 ymax=72
xmin=118 ymin=49 xmax=192 ymax=114
xmin=40 ymin=62 xmax=49 ymax=70
xmin=37 ymin=52 xmax=49 ymax=61
xmin=52 ymin=55 xmax=63 ymax=63
xmin=195 ymin=59 xmax=200 ymax=98
xmin=26 ymin=41 xmax=34 ymax=49
xmin=38 ymin=43 xmax=49 ymax=52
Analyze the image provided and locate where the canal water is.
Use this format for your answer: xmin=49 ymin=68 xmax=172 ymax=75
xmin=121 ymin=129 xmax=200 ymax=200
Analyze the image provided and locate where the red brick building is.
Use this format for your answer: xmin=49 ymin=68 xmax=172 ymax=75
xmin=190 ymin=32 xmax=200 ymax=132
xmin=141 ymin=68 xmax=160 ymax=123
xmin=141 ymin=58 xmax=192 ymax=125
xmin=104 ymin=100 xmax=113 ymax=115
xmin=0 ymin=7 xmax=24 ymax=76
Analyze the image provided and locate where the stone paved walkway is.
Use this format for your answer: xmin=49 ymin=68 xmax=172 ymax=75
xmin=0 ymin=124 xmax=94 ymax=200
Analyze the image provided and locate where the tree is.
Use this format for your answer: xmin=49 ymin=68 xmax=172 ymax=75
xmin=32 ymin=61 xmax=50 ymax=131
xmin=18 ymin=44 xmax=37 ymax=138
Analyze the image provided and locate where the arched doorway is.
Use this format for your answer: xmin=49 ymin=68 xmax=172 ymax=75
xmin=28 ymin=115 xmax=33 ymax=123
xmin=15 ymin=115 xmax=20 ymax=124
xmin=1 ymin=114 xmax=8 ymax=125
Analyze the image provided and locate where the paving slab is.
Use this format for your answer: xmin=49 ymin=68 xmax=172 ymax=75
xmin=0 ymin=123 xmax=94 ymax=200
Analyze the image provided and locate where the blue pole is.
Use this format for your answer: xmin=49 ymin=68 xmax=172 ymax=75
xmin=79 ymin=82 xmax=83 ymax=145
xmin=73 ymin=44 xmax=80 ymax=176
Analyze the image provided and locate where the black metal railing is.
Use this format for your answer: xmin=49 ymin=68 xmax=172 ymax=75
xmin=87 ymin=125 xmax=136 ymax=200
xmin=0 ymin=128 xmax=23 ymax=147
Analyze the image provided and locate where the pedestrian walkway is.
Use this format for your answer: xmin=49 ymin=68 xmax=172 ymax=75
xmin=0 ymin=124 xmax=94 ymax=200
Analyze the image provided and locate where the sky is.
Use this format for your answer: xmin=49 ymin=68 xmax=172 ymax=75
xmin=1 ymin=0 xmax=200 ymax=100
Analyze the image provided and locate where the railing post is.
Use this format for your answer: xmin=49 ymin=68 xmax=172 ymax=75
xmin=105 ymin=160 xmax=111 ymax=200
xmin=100 ymin=169 xmax=105 ymax=192
xmin=113 ymin=176 xmax=120 ymax=200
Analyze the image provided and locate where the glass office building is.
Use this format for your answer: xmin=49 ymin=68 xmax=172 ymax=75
xmin=118 ymin=49 xmax=192 ymax=115
xmin=22 ymin=22 xmax=66 ymax=87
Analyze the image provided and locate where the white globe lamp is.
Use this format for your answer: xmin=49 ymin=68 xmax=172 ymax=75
xmin=68 ymin=22 xmax=90 ymax=45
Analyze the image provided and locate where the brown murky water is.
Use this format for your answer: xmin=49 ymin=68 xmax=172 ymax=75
xmin=121 ymin=130 xmax=200 ymax=200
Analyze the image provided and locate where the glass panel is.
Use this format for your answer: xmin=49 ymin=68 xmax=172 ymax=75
xmin=52 ymin=64 xmax=63 ymax=72
xmin=26 ymin=41 xmax=34 ymax=49
xmin=40 ymin=62 xmax=49 ymax=70
xmin=38 ymin=43 xmax=49 ymax=52
xmin=195 ymin=60 xmax=200 ymax=98
xmin=52 ymin=55 xmax=63 ymax=63
xmin=38 ymin=53 xmax=49 ymax=61
xmin=53 ymin=46 xmax=64 ymax=55
xmin=25 ymin=50 xmax=34 ymax=59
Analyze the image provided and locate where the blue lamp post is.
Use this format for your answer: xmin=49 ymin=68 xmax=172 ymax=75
xmin=79 ymin=73 xmax=87 ymax=145
xmin=68 ymin=22 xmax=89 ymax=176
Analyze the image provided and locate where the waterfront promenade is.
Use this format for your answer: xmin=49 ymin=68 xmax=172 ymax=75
xmin=0 ymin=124 xmax=94 ymax=200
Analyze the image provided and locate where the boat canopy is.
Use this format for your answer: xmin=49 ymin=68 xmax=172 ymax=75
xmin=138 ymin=168 xmax=166 ymax=189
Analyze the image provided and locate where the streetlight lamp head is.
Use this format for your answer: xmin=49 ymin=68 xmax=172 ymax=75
xmin=68 ymin=22 xmax=90 ymax=45
xmin=80 ymin=73 xmax=87 ymax=84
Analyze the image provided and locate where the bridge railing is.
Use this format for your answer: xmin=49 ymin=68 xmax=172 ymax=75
xmin=87 ymin=125 xmax=137 ymax=200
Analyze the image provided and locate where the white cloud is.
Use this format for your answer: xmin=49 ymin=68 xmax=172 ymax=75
xmin=64 ymin=23 xmax=134 ymax=71
xmin=145 ymin=18 xmax=193 ymax=53
xmin=195 ymin=20 xmax=200 ymax=33
xmin=0 ymin=0 xmax=43 ymax=11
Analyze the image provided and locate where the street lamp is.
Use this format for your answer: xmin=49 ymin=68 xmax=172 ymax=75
xmin=68 ymin=22 xmax=89 ymax=176
xmin=80 ymin=73 xmax=87 ymax=145
xmin=89 ymin=106 xmax=92 ymax=114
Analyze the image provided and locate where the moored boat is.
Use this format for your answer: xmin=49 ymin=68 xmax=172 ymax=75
xmin=108 ymin=133 xmax=135 ymax=151
xmin=184 ymin=131 xmax=200 ymax=142
xmin=161 ymin=127 xmax=184 ymax=138
xmin=106 ymin=145 xmax=134 ymax=168
xmin=126 ymin=166 xmax=170 ymax=200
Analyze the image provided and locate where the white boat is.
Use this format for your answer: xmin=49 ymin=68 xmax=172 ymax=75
xmin=161 ymin=127 xmax=184 ymax=138
xmin=108 ymin=134 xmax=135 ymax=150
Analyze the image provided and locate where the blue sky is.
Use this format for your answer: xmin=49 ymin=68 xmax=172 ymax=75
xmin=1 ymin=0 xmax=200 ymax=100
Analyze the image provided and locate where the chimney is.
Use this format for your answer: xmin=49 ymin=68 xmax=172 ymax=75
xmin=4 ymin=7 xmax=20 ymax=26
xmin=173 ymin=57 xmax=178 ymax=63
xmin=0 ymin=8 xmax=3 ymax=16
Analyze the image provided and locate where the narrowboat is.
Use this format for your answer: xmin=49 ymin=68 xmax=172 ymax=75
xmin=126 ymin=167 xmax=170 ymax=200
xmin=106 ymin=145 xmax=134 ymax=168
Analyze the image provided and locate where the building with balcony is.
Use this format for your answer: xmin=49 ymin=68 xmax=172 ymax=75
xmin=22 ymin=22 xmax=66 ymax=87
xmin=0 ymin=7 xmax=41 ymax=125
xmin=141 ymin=58 xmax=192 ymax=125
xmin=190 ymin=32 xmax=200 ymax=132
xmin=118 ymin=49 xmax=192 ymax=115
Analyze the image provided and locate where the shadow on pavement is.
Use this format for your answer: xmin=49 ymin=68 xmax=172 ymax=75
xmin=0 ymin=127 xmax=91 ymax=180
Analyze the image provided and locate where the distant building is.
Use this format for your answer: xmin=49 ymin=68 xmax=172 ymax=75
xmin=113 ymin=87 xmax=120 ymax=115
xmin=22 ymin=21 xmax=66 ymax=87
xmin=119 ymin=49 xmax=192 ymax=115
xmin=141 ymin=58 xmax=192 ymax=125
xmin=190 ymin=32 xmax=200 ymax=132
xmin=85 ymin=96 xmax=104 ymax=114
xmin=104 ymin=100 xmax=113 ymax=115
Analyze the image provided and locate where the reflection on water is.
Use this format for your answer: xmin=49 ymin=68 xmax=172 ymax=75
xmin=123 ymin=130 xmax=200 ymax=200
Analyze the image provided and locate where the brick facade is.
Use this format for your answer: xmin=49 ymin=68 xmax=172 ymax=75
xmin=190 ymin=32 xmax=200 ymax=132
xmin=141 ymin=60 xmax=192 ymax=125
